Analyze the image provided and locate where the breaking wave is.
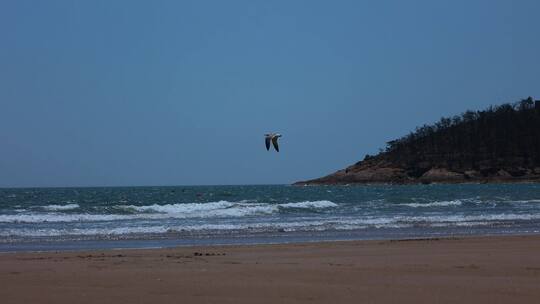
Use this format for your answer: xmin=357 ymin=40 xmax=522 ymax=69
xmin=2 ymin=212 xmax=539 ymax=237
xmin=279 ymin=200 xmax=338 ymax=209
xmin=400 ymin=200 xmax=463 ymax=208
xmin=0 ymin=200 xmax=338 ymax=223
xmin=42 ymin=203 xmax=80 ymax=211
xmin=510 ymin=199 xmax=540 ymax=204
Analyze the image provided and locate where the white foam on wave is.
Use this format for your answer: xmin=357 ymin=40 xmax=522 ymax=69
xmin=397 ymin=213 xmax=540 ymax=224
xmin=3 ymin=211 xmax=540 ymax=237
xmin=0 ymin=200 xmax=338 ymax=223
xmin=42 ymin=203 xmax=80 ymax=211
xmin=129 ymin=201 xmax=234 ymax=213
xmin=0 ymin=217 xmax=399 ymax=237
xmin=0 ymin=213 xmax=135 ymax=223
xmin=123 ymin=200 xmax=338 ymax=218
xmin=509 ymin=199 xmax=540 ymax=204
xmin=401 ymin=200 xmax=463 ymax=208
xmin=279 ymin=200 xmax=338 ymax=209
xmin=400 ymin=198 xmax=540 ymax=208
xmin=0 ymin=226 xmax=170 ymax=237
xmin=125 ymin=200 xmax=278 ymax=218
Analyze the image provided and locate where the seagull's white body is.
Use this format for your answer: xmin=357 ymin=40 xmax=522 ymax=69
xmin=265 ymin=133 xmax=282 ymax=152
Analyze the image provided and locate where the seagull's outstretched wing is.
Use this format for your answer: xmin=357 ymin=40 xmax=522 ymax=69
xmin=265 ymin=136 xmax=271 ymax=150
xmin=272 ymin=136 xmax=279 ymax=152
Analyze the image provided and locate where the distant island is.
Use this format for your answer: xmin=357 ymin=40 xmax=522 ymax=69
xmin=295 ymin=97 xmax=540 ymax=185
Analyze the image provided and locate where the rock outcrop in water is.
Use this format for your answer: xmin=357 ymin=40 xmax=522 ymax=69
xmin=295 ymin=97 xmax=540 ymax=185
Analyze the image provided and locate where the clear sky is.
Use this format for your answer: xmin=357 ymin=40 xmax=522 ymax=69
xmin=1 ymin=0 xmax=539 ymax=187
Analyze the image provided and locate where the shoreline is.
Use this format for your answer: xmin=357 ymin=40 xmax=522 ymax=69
xmin=2 ymin=234 xmax=469 ymax=254
xmin=2 ymin=234 xmax=540 ymax=303
xmin=4 ymin=227 xmax=540 ymax=253
xmin=0 ymin=234 xmax=501 ymax=254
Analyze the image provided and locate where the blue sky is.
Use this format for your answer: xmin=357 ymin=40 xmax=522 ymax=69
xmin=1 ymin=0 xmax=539 ymax=187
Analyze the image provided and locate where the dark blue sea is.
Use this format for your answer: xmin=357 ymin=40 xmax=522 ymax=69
xmin=1 ymin=184 xmax=540 ymax=251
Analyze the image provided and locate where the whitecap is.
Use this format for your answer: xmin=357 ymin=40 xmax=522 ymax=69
xmin=278 ymin=200 xmax=338 ymax=209
xmin=124 ymin=200 xmax=277 ymax=217
xmin=3 ymin=212 xmax=540 ymax=237
xmin=508 ymin=199 xmax=540 ymax=204
xmin=127 ymin=201 xmax=235 ymax=213
xmin=42 ymin=203 xmax=80 ymax=211
xmin=400 ymin=200 xmax=463 ymax=208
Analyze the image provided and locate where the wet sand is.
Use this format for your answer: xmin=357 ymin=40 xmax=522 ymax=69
xmin=1 ymin=235 xmax=540 ymax=303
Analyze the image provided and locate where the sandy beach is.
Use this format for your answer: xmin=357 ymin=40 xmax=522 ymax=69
xmin=0 ymin=235 xmax=539 ymax=303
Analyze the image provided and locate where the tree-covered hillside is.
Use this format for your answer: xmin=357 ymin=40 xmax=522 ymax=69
xmin=296 ymin=97 xmax=540 ymax=184
xmin=381 ymin=97 xmax=540 ymax=177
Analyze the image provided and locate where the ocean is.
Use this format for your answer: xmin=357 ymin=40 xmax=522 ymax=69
xmin=1 ymin=184 xmax=540 ymax=251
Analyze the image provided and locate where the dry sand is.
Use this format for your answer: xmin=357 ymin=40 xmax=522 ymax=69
xmin=1 ymin=235 xmax=540 ymax=303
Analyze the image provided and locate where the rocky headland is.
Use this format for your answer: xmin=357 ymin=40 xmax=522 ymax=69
xmin=295 ymin=97 xmax=540 ymax=185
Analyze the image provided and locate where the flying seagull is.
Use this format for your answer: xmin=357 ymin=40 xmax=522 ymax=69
xmin=265 ymin=133 xmax=282 ymax=152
